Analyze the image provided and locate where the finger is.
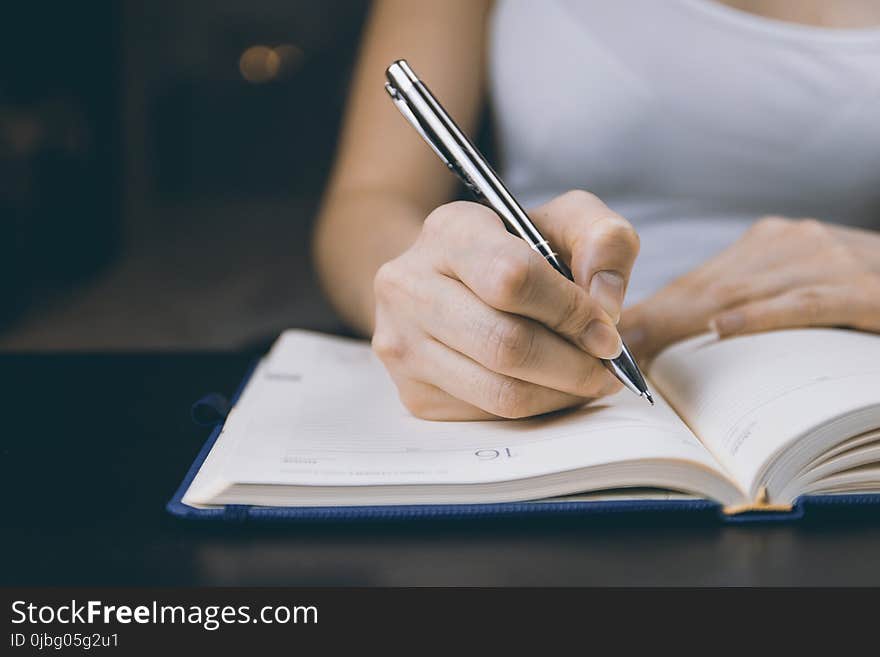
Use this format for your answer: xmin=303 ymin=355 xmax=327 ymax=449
xmin=372 ymin=312 xmax=500 ymax=420
xmin=694 ymin=217 xmax=867 ymax=312
xmin=433 ymin=220 xmax=623 ymax=360
xmin=390 ymin=374 xmax=495 ymax=421
xmin=709 ymin=283 xmax=880 ymax=337
xmin=414 ymin=337 xmax=589 ymax=419
xmin=412 ymin=275 xmax=621 ymax=398
xmin=529 ymin=190 xmax=640 ymax=322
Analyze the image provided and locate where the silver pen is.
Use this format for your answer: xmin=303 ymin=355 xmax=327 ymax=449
xmin=385 ymin=59 xmax=653 ymax=405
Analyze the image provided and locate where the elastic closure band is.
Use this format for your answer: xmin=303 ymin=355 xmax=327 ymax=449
xmin=191 ymin=392 xmax=231 ymax=427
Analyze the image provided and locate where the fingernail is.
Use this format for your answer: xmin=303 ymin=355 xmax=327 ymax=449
xmin=589 ymin=271 xmax=625 ymax=323
xmin=582 ymin=320 xmax=623 ymax=359
xmin=712 ymin=312 xmax=744 ymax=336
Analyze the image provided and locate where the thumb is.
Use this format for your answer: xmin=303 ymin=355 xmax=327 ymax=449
xmin=530 ymin=190 xmax=640 ymax=323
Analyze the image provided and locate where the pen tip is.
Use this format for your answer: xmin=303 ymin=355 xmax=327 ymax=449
xmin=643 ymin=391 xmax=655 ymax=406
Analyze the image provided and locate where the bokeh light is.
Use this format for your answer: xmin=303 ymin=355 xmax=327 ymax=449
xmin=238 ymin=45 xmax=281 ymax=84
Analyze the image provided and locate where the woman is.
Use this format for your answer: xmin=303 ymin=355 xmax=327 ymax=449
xmin=313 ymin=0 xmax=880 ymax=420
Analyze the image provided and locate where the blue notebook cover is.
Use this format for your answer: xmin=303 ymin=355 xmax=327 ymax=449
xmin=167 ymin=360 xmax=880 ymax=524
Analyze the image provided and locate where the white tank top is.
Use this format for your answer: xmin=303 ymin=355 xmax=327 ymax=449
xmin=489 ymin=0 xmax=880 ymax=302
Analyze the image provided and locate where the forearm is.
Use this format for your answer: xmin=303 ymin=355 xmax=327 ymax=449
xmin=313 ymin=188 xmax=427 ymax=336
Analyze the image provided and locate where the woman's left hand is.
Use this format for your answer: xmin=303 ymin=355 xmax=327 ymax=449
xmin=619 ymin=216 xmax=880 ymax=363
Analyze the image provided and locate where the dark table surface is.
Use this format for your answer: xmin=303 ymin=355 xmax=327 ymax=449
xmin=3 ymin=349 xmax=880 ymax=586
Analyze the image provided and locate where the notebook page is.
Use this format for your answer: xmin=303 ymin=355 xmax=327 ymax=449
xmin=200 ymin=331 xmax=724 ymax=490
xmin=650 ymin=329 xmax=880 ymax=495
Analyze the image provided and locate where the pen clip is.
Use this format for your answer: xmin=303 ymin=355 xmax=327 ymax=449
xmin=385 ymin=82 xmax=484 ymax=200
xmin=385 ymin=83 xmax=454 ymax=168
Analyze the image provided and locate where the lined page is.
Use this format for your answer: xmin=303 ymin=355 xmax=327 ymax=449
xmin=187 ymin=331 xmax=724 ymax=497
xmin=650 ymin=329 xmax=880 ymax=495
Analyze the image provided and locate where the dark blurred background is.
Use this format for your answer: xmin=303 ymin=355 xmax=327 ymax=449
xmin=0 ymin=0 xmax=372 ymax=349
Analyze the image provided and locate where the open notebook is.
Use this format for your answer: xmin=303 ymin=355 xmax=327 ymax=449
xmin=172 ymin=328 xmax=880 ymax=521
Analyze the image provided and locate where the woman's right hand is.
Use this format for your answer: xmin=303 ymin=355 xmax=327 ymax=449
xmin=372 ymin=190 xmax=641 ymax=420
